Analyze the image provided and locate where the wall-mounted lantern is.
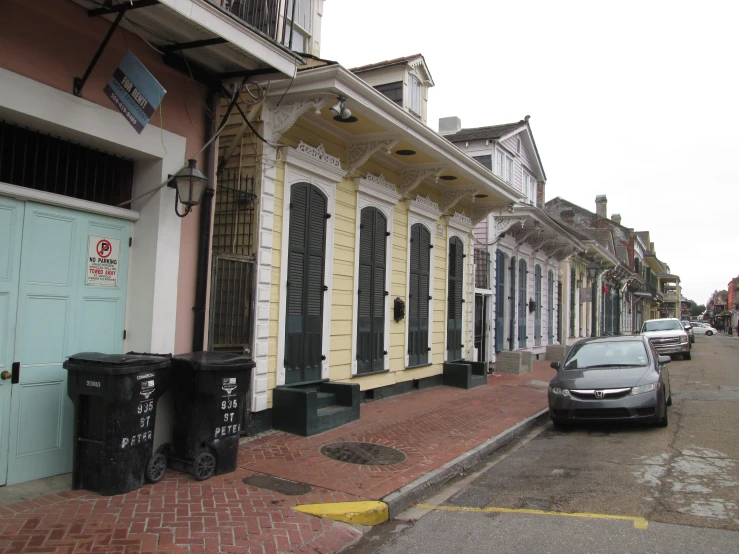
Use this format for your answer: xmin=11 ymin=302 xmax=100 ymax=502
xmin=168 ymin=159 xmax=208 ymax=217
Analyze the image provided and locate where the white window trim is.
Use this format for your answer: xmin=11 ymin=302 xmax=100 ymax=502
xmin=444 ymin=212 xmax=474 ymax=361
xmin=276 ymin=142 xmax=344 ymax=386
xmin=495 ymin=147 xmax=514 ymax=184
xmin=523 ymin=170 xmax=537 ymax=205
xmin=404 ymin=194 xmax=441 ymax=367
xmin=350 ymin=174 xmax=402 ymax=376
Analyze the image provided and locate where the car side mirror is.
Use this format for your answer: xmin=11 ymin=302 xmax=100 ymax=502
xmin=550 ymin=361 xmax=560 ymax=370
xmin=658 ymin=355 xmax=671 ymax=365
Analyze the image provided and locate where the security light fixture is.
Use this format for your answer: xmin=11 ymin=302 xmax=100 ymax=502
xmin=168 ymin=159 xmax=208 ymax=217
xmin=329 ymin=96 xmax=353 ymax=121
xmin=507 ymin=203 xmax=515 ymax=213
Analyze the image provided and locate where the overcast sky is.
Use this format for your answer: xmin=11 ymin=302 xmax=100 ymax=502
xmin=321 ymin=0 xmax=738 ymax=305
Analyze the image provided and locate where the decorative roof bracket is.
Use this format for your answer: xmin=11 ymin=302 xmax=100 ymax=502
xmin=345 ymin=137 xmax=401 ymax=178
xmin=400 ymin=165 xmax=445 ymax=196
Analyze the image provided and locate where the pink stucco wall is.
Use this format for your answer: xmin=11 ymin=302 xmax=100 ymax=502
xmin=1 ymin=0 xmax=213 ymax=353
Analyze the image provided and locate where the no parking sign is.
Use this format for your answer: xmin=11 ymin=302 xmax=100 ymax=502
xmin=87 ymin=235 xmax=120 ymax=286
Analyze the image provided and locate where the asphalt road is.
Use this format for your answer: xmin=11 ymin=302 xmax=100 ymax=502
xmin=349 ymin=335 xmax=739 ymax=553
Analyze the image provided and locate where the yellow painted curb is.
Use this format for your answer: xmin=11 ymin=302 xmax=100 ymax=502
xmin=294 ymin=501 xmax=389 ymax=526
xmin=415 ymin=504 xmax=649 ymax=530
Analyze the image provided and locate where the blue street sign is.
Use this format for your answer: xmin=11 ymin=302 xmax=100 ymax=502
xmin=104 ymin=50 xmax=166 ymax=134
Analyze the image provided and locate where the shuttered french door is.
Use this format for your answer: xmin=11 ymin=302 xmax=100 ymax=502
xmin=548 ymin=270 xmax=554 ymax=344
xmin=285 ymin=183 xmax=327 ymax=385
xmin=518 ymin=259 xmax=527 ymax=348
xmin=447 ymin=236 xmax=464 ymax=361
xmin=356 ymin=207 xmax=387 ymax=374
xmin=509 ymin=256 xmax=516 ymax=350
xmin=495 ymin=250 xmax=505 ymax=352
xmin=408 ymin=223 xmax=431 ymax=366
xmin=534 ymin=265 xmax=542 ymax=346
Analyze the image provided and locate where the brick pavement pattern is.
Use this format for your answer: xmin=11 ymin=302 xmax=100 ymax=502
xmin=0 ymin=363 xmax=553 ymax=553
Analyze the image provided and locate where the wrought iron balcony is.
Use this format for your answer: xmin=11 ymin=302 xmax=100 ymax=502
xmin=214 ymin=0 xmax=296 ymax=48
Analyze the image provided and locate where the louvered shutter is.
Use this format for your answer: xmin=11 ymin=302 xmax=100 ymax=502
xmin=356 ymin=207 xmax=387 ymax=374
xmin=548 ymin=270 xmax=554 ymax=344
xmin=535 ymin=265 xmax=542 ymax=346
xmin=447 ymin=236 xmax=464 ymax=361
xmin=408 ymin=223 xmax=430 ymax=366
xmin=509 ymin=256 xmax=516 ymax=350
xmin=495 ymin=250 xmax=505 ymax=352
xmin=518 ymin=260 xmax=527 ymax=348
xmin=285 ymin=183 xmax=326 ymax=384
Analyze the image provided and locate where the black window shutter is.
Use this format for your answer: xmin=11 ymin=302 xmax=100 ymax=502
xmin=518 ymin=259 xmax=527 ymax=348
xmin=285 ymin=183 xmax=326 ymax=385
xmin=356 ymin=207 xmax=387 ymax=374
xmin=409 ymin=223 xmax=430 ymax=366
xmin=447 ymin=236 xmax=464 ymax=361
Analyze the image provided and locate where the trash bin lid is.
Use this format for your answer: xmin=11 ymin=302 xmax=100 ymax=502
xmin=171 ymin=351 xmax=255 ymax=371
xmin=64 ymin=352 xmax=171 ymax=374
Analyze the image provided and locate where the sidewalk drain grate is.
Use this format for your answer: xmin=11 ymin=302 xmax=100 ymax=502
xmin=320 ymin=442 xmax=407 ymax=465
xmin=243 ymin=475 xmax=312 ymax=495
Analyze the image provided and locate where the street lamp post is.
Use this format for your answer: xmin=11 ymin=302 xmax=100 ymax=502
xmin=587 ymin=261 xmax=600 ymax=338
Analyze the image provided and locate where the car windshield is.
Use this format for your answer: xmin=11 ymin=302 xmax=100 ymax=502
xmin=642 ymin=320 xmax=682 ymax=331
xmin=562 ymin=341 xmax=649 ymax=370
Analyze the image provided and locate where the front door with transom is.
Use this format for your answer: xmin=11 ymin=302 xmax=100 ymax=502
xmin=0 ymin=198 xmax=130 ymax=485
xmin=284 ymin=183 xmax=327 ymax=385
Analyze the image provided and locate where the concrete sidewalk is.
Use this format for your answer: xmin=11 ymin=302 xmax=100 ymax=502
xmin=0 ymin=362 xmax=554 ymax=553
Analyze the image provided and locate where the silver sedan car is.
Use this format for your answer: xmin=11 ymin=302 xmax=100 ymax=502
xmin=548 ymin=335 xmax=672 ymax=427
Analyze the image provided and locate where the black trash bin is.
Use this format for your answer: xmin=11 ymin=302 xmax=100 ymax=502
xmin=166 ymin=352 xmax=254 ymax=481
xmin=64 ymin=352 xmax=171 ymax=496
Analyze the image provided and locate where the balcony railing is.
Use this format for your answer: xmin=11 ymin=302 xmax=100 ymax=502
xmin=474 ymin=248 xmax=491 ymax=289
xmin=214 ymin=0 xmax=295 ymax=48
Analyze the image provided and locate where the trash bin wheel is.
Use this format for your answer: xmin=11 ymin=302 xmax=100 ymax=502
xmin=145 ymin=452 xmax=167 ymax=483
xmin=194 ymin=452 xmax=216 ymax=481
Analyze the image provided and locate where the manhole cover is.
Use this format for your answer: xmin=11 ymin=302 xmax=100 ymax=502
xmin=320 ymin=442 xmax=406 ymax=465
xmin=243 ymin=475 xmax=312 ymax=495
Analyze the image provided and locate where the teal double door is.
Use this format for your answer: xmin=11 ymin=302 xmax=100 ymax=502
xmin=0 ymin=197 xmax=130 ymax=486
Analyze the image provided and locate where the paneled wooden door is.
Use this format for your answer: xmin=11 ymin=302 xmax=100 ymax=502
xmin=284 ymin=183 xmax=327 ymax=385
xmin=2 ymin=199 xmax=129 ymax=485
xmin=356 ymin=207 xmax=388 ymax=374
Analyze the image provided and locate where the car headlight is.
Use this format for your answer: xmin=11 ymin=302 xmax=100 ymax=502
xmin=679 ymin=335 xmax=688 ymax=343
xmin=549 ymin=386 xmax=570 ymax=397
xmin=631 ymin=382 xmax=661 ymax=395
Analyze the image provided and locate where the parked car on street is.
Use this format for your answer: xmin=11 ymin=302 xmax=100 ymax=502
xmin=692 ymin=323 xmax=718 ymax=336
xmin=548 ymin=335 xmax=672 ymax=427
xmin=639 ymin=318 xmax=691 ymax=360
xmin=680 ymin=320 xmax=695 ymax=343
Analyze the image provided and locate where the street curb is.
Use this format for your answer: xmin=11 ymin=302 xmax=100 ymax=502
xmin=381 ymin=408 xmax=549 ymax=519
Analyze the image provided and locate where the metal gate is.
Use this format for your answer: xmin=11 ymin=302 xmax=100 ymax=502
xmin=209 ymin=170 xmax=257 ymax=353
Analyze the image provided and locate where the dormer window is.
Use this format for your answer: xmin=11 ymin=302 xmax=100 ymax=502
xmin=496 ymin=149 xmax=513 ymax=183
xmin=408 ymin=75 xmax=422 ymax=117
xmin=524 ymin=171 xmax=537 ymax=205
xmin=285 ymin=0 xmax=312 ymax=53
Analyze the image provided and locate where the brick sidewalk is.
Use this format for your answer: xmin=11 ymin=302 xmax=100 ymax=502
xmin=0 ymin=362 xmax=554 ymax=554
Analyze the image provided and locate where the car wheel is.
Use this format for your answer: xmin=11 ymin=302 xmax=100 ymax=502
xmin=706 ymin=330 xmax=713 ymax=336
xmin=657 ymin=396 xmax=669 ymax=427
xmin=551 ymin=418 xmax=571 ymax=430
xmin=683 ymin=350 xmax=691 ymax=361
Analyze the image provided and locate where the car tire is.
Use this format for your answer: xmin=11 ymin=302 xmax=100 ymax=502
xmin=551 ymin=419 xmax=570 ymax=430
xmin=683 ymin=350 xmax=691 ymax=360
xmin=657 ymin=397 xmax=669 ymax=427
xmin=706 ymin=330 xmax=713 ymax=336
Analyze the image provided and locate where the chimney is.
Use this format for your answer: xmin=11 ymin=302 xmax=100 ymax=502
xmin=561 ymin=209 xmax=575 ymax=224
xmin=611 ymin=213 xmax=622 ymax=225
xmin=439 ymin=116 xmax=462 ymax=135
xmin=595 ymin=195 xmax=607 ymax=219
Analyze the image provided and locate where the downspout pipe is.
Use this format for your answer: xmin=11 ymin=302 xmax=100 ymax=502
xmin=192 ymin=90 xmax=219 ymax=352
